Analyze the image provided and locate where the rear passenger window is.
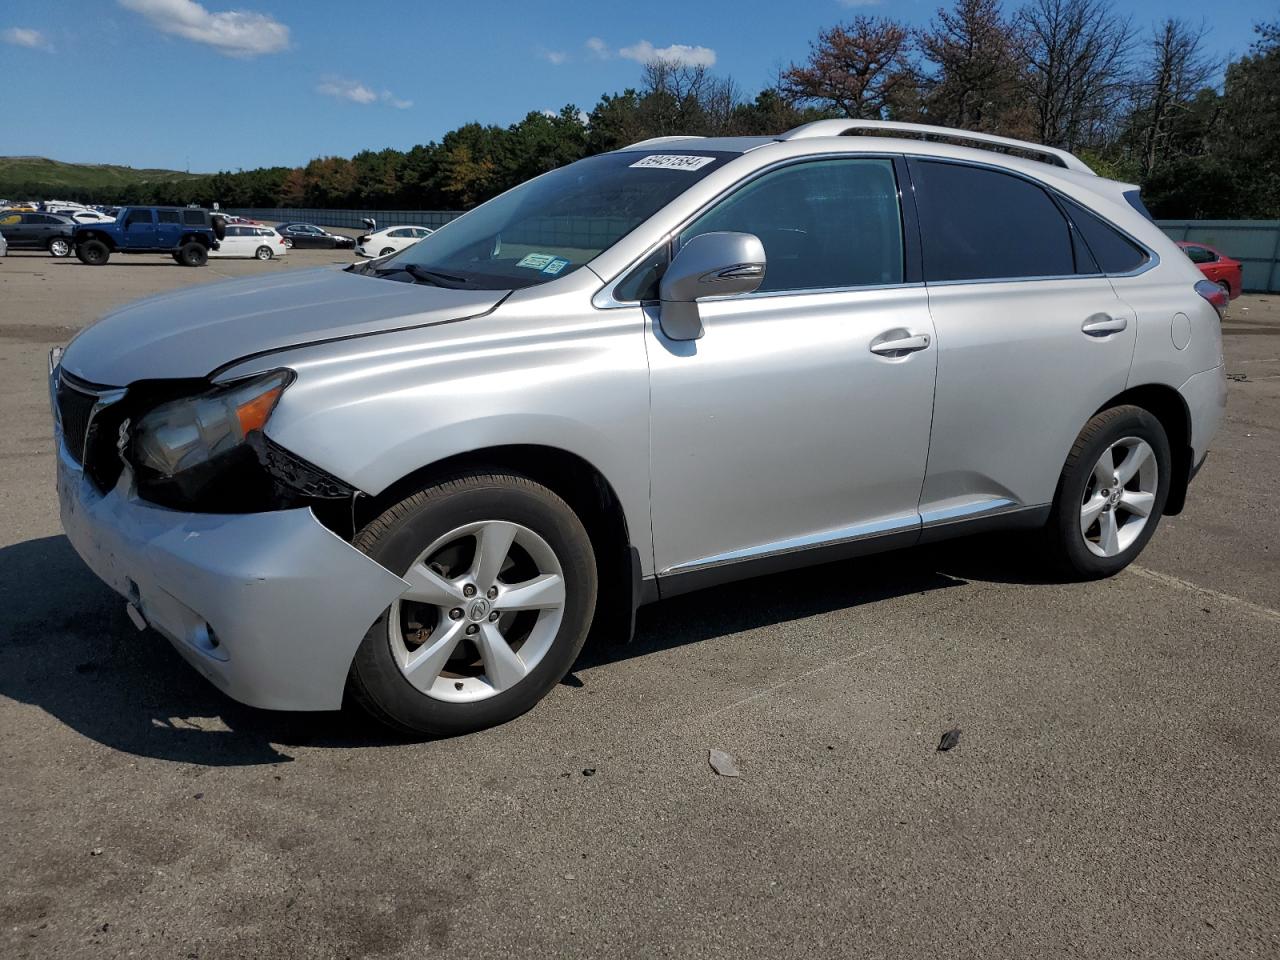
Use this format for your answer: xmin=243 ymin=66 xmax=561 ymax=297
xmin=1058 ymin=197 xmax=1150 ymax=274
xmin=910 ymin=160 xmax=1074 ymax=282
xmin=157 ymin=210 xmax=180 ymax=224
xmin=679 ymin=158 xmax=904 ymax=293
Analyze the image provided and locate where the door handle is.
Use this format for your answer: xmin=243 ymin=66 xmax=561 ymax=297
xmin=1081 ymin=314 xmax=1128 ymax=336
xmin=869 ymin=333 xmax=931 ymax=356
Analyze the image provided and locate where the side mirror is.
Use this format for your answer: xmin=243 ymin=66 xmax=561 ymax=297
xmin=658 ymin=231 xmax=766 ymax=340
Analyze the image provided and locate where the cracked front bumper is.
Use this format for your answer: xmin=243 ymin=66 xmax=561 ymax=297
xmin=57 ymin=445 xmax=408 ymax=711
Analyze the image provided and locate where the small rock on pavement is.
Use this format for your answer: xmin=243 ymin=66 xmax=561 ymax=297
xmin=936 ymin=728 xmax=962 ymax=752
xmin=89 ymin=848 xmax=104 ymax=856
xmin=709 ymin=749 xmax=741 ymax=777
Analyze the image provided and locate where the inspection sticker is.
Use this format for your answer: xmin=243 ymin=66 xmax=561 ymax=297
xmin=541 ymin=257 xmax=570 ymax=275
xmin=629 ymin=154 xmax=716 ymax=171
xmin=516 ymin=253 xmax=556 ymax=269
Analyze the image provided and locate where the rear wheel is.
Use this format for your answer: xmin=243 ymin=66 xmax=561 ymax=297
xmin=380 ymin=247 xmax=395 ymax=257
xmin=48 ymin=237 xmax=71 ymax=258
xmin=255 ymin=245 xmax=273 ymax=260
xmin=177 ymin=242 xmax=208 ymax=267
xmin=1046 ymin=405 xmax=1171 ymax=578
xmin=76 ymin=239 xmax=109 ymax=265
xmin=1218 ymin=280 xmax=1232 ymax=299
xmin=348 ymin=471 xmax=597 ymax=737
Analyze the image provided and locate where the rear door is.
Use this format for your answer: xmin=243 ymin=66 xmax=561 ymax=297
xmin=121 ymin=208 xmax=157 ymax=249
xmin=155 ymin=209 xmax=182 ymax=248
xmin=908 ymin=158 xmax=1136 ymax=527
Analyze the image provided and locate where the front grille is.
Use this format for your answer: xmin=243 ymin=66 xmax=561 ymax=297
xmin=56 ymin=376 xmax=98 ymax=465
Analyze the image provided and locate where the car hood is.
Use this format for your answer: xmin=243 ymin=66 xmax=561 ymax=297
xmin=61 ymin=267 xmax=508 ymax=386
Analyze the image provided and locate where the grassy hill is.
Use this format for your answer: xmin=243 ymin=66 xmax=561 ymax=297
xmin=0 ymin=157 xmax=207 ymax=197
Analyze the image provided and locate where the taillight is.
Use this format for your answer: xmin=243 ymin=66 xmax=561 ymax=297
xmin=1195 ymin=279 xmax=1228 ymax=319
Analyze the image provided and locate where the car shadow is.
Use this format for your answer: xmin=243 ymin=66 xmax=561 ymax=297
xmin=0 ymin=530 xmax=1060 ymax=766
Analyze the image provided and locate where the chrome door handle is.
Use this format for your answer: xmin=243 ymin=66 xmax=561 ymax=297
xmin=869 ymin=333 xmax=931 ymax=356
xmin=1081 ymin=314 xmax=1128 ymax=336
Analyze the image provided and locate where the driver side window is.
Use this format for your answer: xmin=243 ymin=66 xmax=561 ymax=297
xmin=678 ymin=158 xmax=905 ymax=294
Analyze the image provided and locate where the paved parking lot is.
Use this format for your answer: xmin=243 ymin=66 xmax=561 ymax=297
xmin=1 ymin=248 xmax=1277 ymax=959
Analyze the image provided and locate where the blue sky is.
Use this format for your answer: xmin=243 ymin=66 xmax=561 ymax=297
xmin=1 ymin=0 xmax=1273 ymax=172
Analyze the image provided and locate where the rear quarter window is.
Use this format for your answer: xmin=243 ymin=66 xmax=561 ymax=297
xmin=182 ymin=210 xmax=206 ymax=226
xmin=1058 ymin=196 xmax=1150 ymax=274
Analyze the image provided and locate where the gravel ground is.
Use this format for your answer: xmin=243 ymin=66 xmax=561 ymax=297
xmin=1 ymin=247 xmax=1277 ymax=959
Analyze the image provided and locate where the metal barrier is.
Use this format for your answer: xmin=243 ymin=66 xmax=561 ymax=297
xmin=223 ymin=208 xmax=465 ymax=231
xmin=1156 ymin=220 xmax=1280 ymax=293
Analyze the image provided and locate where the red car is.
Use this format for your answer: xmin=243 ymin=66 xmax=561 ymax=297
xmin=1177 ymin=241 xmax=1243 ymax=299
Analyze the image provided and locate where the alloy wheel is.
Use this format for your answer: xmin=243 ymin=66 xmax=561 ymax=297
xmin=1080 ymin=436 xmax=1159 ymax=558
xmin=389 ymin=520 xmax=566 ymax=703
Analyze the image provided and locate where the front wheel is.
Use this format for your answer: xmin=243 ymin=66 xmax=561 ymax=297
xmin=1046 ymin=405 xmax=1171 ymax=578
xmin=76 ymin=239 xmax=109 ymax=265
xmin=348 ymin=471 xmax=598 ymax=736
xmin=255 ymin=245 xmax=273 ymax=260
xmin=48 ymin=237 xmax=71 ymax=258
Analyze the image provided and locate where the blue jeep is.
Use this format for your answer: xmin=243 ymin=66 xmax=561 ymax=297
xmin=73 ymin=206 xmax=226 ymax=266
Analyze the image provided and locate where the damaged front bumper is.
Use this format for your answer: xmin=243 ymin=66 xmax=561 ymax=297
xmin=56 ymin=443 xmax=408 ymax=711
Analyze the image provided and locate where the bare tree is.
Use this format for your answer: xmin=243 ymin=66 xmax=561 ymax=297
xmin=781 ymin=16 xmax=917 ymax=119
xmin=918 ymin=0 xmax=1028 ymax=134
xmin=641 ymin=60 xmax=742 ymax=135
xmin=1131 ymin=18 xmax=1217 ymax=176
xmin=1014 ymin=0 xmax=1135 ymax=150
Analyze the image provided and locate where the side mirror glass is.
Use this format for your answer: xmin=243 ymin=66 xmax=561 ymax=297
xmin=658 ymin=231 xmax=766 ymax=341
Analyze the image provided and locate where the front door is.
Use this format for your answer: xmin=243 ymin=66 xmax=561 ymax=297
xmin=122 ymin=208 xmax=156 ymax=248
xmin=647 ymin=157 xmax=937 ymax=581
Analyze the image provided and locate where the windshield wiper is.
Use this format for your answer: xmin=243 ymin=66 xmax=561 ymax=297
xmin=398 ymin=264 xmax=473 ymax=288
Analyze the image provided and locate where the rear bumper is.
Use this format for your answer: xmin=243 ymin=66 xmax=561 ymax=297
xmin=57 ymin=445 xmax=407 ymax=711
xmin=1179 ymin=363 xmax=1227 ymax=466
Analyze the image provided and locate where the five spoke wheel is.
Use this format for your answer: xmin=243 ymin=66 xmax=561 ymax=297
xmin=390 ymin=520 xmax=566 ymax=702
xmin=1080 ymin=436 xmax=1159 ymax=558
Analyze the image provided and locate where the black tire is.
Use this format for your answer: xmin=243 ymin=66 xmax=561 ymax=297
xmin=255 ymin=245 xmax=273 ymax=260
xmin=48 ymin=237 xmax=71 ymax=258
xmin=1046 ymin=404 xmax=1172 ymax=579
xmin=76 ymin=239 xmax=109 ymax=265
xmin=211 ymin=215 xmax=227 ymax=241
xmin=348 ymin=471 xmax=597 ymax=737
xmin=178 ymin=242 xmax=208 ymax=267
xmin=283 ymin=237 xmax=293 ymax=248
xmin=379 ymin=247 xmax=395 ymax=257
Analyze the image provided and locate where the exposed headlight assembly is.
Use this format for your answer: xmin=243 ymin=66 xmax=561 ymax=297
xmin=133 ymin=370 xmax=292 ymax=477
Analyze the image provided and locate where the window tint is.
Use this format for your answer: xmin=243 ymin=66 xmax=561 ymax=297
xmin=182 ymin=210 xmax=205 ymax=226
xmin=388 ymin=228 xmax=411 ymax=238
xmin=911 ymin=160 xmax=1075 ymax=281
xmin=157 ymin=210 xmax=181 ymax=223
xmin=678 ymin=158 xmax=904 ymax=294
xmin=1183 ymin=245 xmax=1217 ymax=265
xmin=1058 ymin=196 xmax=1150 ymax=274
xmin=125 ymin=209 xmax=153 ymax=226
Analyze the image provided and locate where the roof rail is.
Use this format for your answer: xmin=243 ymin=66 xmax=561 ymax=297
xmin=624 ymin=135 xmax=705 ymax=150
xmin=776 ymin=119 xmax=1094 ymax=175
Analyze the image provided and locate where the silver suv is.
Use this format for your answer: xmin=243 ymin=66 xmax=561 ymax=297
xmin=51 ymin=120 xmax=1227 ymax=735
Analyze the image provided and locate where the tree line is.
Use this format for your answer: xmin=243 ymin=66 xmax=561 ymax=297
xmin=7 ymin=0 xmax=1277 ymax=219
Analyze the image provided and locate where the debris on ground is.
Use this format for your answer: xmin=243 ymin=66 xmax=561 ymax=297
xmin=709 ymin=749 xmax=741 ymax=777
xmin=89 ymin=848 xmax=103 ymax=857
xmin=936 ymin=728 xmax=962 ymax=752
xmin=581 ymin=768 xmax=596 ymax=777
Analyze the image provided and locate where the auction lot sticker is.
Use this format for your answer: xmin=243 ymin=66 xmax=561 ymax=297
xmin=630 ymin=155 xmax=717 ymax=171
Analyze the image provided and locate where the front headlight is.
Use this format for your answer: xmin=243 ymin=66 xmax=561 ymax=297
xmin=133 ymin=370 xmax=292 ymax=477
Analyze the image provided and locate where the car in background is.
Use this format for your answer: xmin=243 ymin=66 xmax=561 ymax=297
xmin=0 ymin=211 xmax=76 ymax=257
xmin=355 ymin=225 xmax=434 ymax=258
xmin=73 ymin=206 xmax=224 ymax=266
xmin=1177 ymin=242 xmax=1242 ymax=299
xmin=0 ymin=231 xmax=7 ymax=257
xmin=210 ymin=224 xmax=288 ymax=260
xmin=67 ymin=210 xmax=116 ymax=225
xmin=275 ymin=223 xmax=355 ymax=249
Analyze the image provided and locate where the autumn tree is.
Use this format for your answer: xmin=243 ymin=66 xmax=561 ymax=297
xmin=918 ymin=0 xmax=1026 ymax=134
xmin=781 ymin=16 xmax=918 ymax=119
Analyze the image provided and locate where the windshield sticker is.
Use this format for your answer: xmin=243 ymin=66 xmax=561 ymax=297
xmin=541 ymin=257 xmax=570 ymax=275
xmin=630 ymin=154 xmax=717 ymax=171
xmin=516 ymin=253 xmax=556 ymax=270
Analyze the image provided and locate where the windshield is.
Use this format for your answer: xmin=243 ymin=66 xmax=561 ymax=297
xmin=379 ymin=151 xmax=737 ymax=290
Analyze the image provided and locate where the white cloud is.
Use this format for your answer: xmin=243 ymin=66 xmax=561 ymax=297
xmin=117 ymin=0 xmax=289 ymax=57
xmin=618 ymin=40 xmax=716 ymax=68
xmin=584 ymin=36 xmax=610 ymax=59
xmin=316 ymin=77 xmax=412 ymax=109
xmin=540 ymin=48 xmax=567 ymax=65
xmin=3 ymin=27 xmax=53 ymax=51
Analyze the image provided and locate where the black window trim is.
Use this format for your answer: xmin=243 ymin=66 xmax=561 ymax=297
xmin=596 ymin=151 xmax=923 ymax=307
xmin=902 ymin=155 xmax=1158 ymax=286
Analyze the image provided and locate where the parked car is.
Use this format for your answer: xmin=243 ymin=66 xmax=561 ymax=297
xmin=275 ymin=223 xmax=355 ymax=249
xmin=210 ymin=224 xmax=289 ymax=260
xmin=1177 ymin=241 xmax=1242 ymax=299
xmin=50 ymin=120 xmax=1226 ymax=736
xmin=0 ymin=211 xmax=76 ymax=256
xmin=0 ymin=231 xmax=7 ymax=258
xmin=65 ymin=210 xmax=116 ymax=225
xmin=355 ymin=225 xmax=434 ymax=258
xmin=73 ymin=206 xmax=225 ymax=266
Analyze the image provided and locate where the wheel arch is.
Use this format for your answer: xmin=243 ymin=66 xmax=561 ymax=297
xmin=354 ymin=444 xmax=643 ymax=644
xmin=179 ymin=232 xmax=212 ymax=248
xmin=1094 ymin=383 xmax=1192 ymax=515
xmin=77 ymin=230 xmax=114 ymax=250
